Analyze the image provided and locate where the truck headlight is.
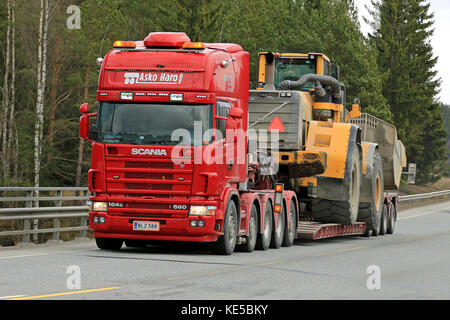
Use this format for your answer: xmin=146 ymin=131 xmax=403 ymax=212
xmin=189 ymin=205 xmax=216 ymax=216
xmin=92 ymin=201 xmax=108 ymax=212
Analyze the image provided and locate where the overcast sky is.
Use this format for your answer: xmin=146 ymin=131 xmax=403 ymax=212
xmin=355 ymin=0 xmax=450 ymax=105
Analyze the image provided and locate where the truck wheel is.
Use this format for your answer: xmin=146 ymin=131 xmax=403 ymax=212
xmin=311 ymin=145 xmax=361 ymax=225
xmin=124 ymin=240 xmax=147 ymax=248
xmin=270 ymin=203 xmax=285 ymax=249
xmin=379 ymin=203 xmax=388 ymax=235
xmin=237 ymin=204 xmax=258 ymax=252
xmin=212 ymin=200 xmax=238 ymax=255
xmin=95 ymin=237 xmax=123 ymax=250
xmin=255 ymin=200 xmax=273 ymax=250
xmin=282 ymin=200 xmax=297 ymax=247
xmin=387 ymin=201 xmax=396 ymax=234
xmin=358 ymin=151 xmax=384 ymax=236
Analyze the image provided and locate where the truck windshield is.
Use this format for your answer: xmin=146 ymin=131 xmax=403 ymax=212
xmin=274 ymin=58 xmax=316 ymax=90
xmin=96 ymin=102 xmax=212 ymax=145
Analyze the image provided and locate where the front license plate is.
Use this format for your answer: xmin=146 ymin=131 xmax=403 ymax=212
xmin=133 ymin=221 xmax=160 ymax=231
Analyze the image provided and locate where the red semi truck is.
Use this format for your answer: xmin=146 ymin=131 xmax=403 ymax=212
xmin=79 ymin=32 xmax=405 ymax=254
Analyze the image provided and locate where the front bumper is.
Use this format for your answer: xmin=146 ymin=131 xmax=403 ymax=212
xmin=89 ymin=212 xmax=221 ymax=242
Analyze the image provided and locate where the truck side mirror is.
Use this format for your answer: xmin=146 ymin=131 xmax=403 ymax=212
xmin=229 ymin=107 xmax=243 ymax=119
xmin=79 ymin=103 xmax=89 ymax=114
xmin=79 ymin=114 xmax=90 ymax=140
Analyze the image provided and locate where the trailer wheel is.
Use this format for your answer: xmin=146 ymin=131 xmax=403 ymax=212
xmin=95 ymin=238 xmax=123 ymax=250
xmin=237 ymin=204 xmax=258 ymax=252
xmin=311 ymin=145 xmax=361 ymax=225
xmin=387 ymin=201 xmax=396 ymax=234
xmin=270 ymin=203 xmax=285 ymax=249
xmin=255 ymin=200 xmax=273 ymax=250
xmin=358 ymin=151 xmax=384 ymax=236
xmin=282 ymin=199 xmax=297 ymax=247
xmin=379 ymin=203 xmax=388 ymax=235
xmin=212 ymin=200 xmax=238 ymax=255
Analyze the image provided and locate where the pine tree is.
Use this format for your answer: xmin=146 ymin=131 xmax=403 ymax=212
xmin=370 ymin=0 xmax=446 ymax=183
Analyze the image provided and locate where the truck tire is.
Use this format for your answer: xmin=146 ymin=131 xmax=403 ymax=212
xmin=237 ymin=204 xmax=258 ymax=252
xmin=357 ymin=151 xmax=384 ymax=236
xmin=379 ymin=203 xmax=388 ymax=235
xmin=282 ymin=200 xmax=297 ymax=247
xmin=311 ymin=145 xmax=361 ymax=225
xmin=387 ymin=201 xmax=396 ymax=234
xmin=124 ymin=240 xmax=147 ymax=248
xmin=255 ymin=200 xmax=273 ymax=250
xmin=270 ymin=203 xmax=285 ymax=249
xmin=212 ymin=200 xmax=238 ymax=255
xmin=95 ymin=237 xmax=123 ymax=250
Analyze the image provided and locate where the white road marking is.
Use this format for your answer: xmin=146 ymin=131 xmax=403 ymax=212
xmin=398 ymin=206 xmax=450 ymax=220
xmin=0 ymin=248 xmax=96 ymax=260
xmin=0 ymin=295 xmax=26 ymax=300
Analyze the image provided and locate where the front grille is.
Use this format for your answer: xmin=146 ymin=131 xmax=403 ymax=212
xmin=105 ymin=155 xmax=192 ymax=218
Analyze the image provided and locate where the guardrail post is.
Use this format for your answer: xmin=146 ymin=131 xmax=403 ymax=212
xmin=23 ymin=190 xmax=33 ymax=243
xmin=80 ymin=216 xmax=87 ymax=238
xmin=53 ymin=189 xmax=62 ymax=240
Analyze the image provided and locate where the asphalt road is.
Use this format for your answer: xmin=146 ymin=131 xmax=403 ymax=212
xmin=1 ymin=201 xmax=450 ymax=301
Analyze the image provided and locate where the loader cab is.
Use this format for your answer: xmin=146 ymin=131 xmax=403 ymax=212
xmin=256 ymin=52 xmax=340 ymax=90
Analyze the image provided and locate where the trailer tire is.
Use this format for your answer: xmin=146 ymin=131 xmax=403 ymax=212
xmin=387 ymin=201 xmax=396 ymax=234
xmin=358 ymin=151 xmax=384 ymax=235
xmin=255 ymin=201 xmax=273 ymax=250
xmin=270 ymin=204 xmax=285 ymax=249
xmin=311 ymin=145 xmax=361 ymax=225
xmin=237 ymin=204 xmax=258 ymax=252
xmin=95 ymin=238 xmax=123 ymax=250
xmin=282 ymin=199 xmax=297 ymax=247
xmin=379 ymin=203 xmax=388 ymax=235
xmin=212 ymin=200 xmax=238 ymax=255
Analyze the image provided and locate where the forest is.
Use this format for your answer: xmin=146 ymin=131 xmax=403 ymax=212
xmin=0 ymin=0 xmax=447 ymax=188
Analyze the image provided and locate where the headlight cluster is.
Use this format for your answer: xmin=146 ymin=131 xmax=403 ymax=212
xmin=189 ymin=205 xmax=216 ymax=216
xmin=92 ymin=201 xmax=108 ymax=212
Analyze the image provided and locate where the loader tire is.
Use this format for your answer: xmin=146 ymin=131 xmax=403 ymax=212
xmin=357 ymin=151 xmax=384 ymax=235
xmin=311 ymin=145 xmax=361 ymax=225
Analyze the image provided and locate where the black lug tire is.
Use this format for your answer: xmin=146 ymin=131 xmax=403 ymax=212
xmin=358 ymin=151 xmax=384 ymax=237
xmin=212 ymin=201 xmax=238 ymax=255
xmin=270 ymin=203 xmax=285 ymax=249
xmin=255 ymin=201 xmax=273 ymax=251
xmin=282 ymin=200 xmax=297 ymax=247
xmin=124 ymin=240 xmax=147 ymax=248
xmin=379 ymin=204 xmax=388 ymax=235
xmin=311 ymin=145 xmax=361 ymax=225
xmin=387 ymin=202 xmax=396 ymax=234
xmin=237 ymin=204 xmax=258 ymax=252
xmin=95 ymin=237 xmax=123 ymax=250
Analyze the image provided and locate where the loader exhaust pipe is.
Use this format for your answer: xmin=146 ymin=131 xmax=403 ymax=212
xmin=277 ymin=74 xmax=343 ymax=99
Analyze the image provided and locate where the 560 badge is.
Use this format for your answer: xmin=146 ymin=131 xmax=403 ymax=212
xmin=172 ymin=204 xmax=188 ymax=210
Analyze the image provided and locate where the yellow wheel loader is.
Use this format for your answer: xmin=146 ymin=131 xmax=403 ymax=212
xmin=248 ymin=52 xmax=406 ymax=235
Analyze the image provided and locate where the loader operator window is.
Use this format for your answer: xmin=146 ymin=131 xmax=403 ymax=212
xmin=274 ymin=58 xmax=316 ymax=90
xmin=96 ymin=102 xmax=212 ymax=146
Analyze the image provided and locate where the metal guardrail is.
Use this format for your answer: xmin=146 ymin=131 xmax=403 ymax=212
xmin=398 ymin=190 xmax=450 ymax=203
xmin=0 ymin=187 xmax=89 ymax=243
xmin=1 ymin=187 xmax=450 ymax=244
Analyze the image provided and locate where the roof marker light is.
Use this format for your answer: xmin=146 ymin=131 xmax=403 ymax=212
xmin=113 ymin=41 xmax=136 ymax=48
xmin=182 ymin=42 xmax=205 ymax=49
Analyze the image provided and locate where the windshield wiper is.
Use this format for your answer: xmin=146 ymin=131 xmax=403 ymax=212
xmin=141 ymin=140 xmax=180 ymax=145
